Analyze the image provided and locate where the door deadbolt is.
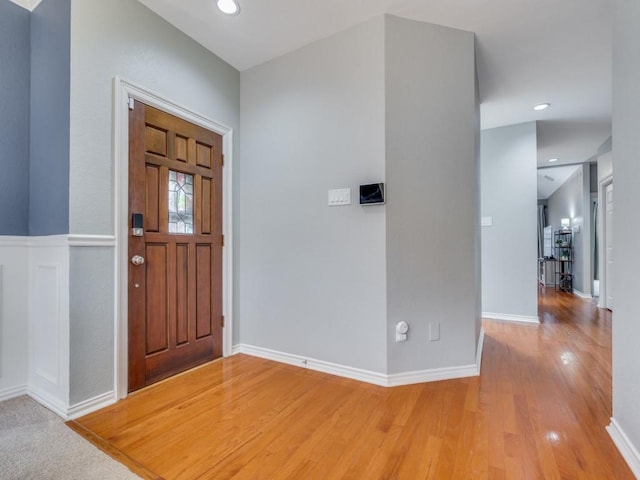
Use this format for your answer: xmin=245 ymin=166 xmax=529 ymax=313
xmin=132 ymin=213 xmax=144 ymax=237
xmin=131 ymin=255 xmax=145 ymax=266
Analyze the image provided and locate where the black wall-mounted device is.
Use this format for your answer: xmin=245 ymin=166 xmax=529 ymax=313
xmin=132 ymin=213 xmax=144 ymax=237
xmin=359 ymin=183 xmax=385 ymax=205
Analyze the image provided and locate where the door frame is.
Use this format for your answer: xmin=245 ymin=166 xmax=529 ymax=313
xmin=597 ymin=175 xmax=613 ymax=310
xmin=113 ymin=76 xmax=234 ymax=399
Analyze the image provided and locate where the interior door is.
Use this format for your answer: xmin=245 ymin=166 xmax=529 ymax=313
xmin=128 ymin=101 xmax=223 ymax=392
xmin=605 ymin=183 xmax=614 ymax=310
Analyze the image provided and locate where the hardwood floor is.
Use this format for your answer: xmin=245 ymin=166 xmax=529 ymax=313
xmin=69 ymin=287 xmax=633 ymax=479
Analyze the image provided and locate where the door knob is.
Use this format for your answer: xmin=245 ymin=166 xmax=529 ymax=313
xmin=131 ymin=255 xmax=145 ymax=266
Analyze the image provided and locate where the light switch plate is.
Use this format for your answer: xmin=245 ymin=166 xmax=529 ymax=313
xmin=481 ymin=216 xmax=493 ymax=227
xmin=429 ymin=322 xmax=440 ymax=341
xmin=328 ymin=188 xmax=351 ymax=206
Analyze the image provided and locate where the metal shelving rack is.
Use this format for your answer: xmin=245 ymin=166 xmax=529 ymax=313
xmin=554 ymin=230 xmax=573 ymax=292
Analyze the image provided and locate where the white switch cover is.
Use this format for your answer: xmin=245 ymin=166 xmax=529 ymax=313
xmin=481 ymin=216 xmax=493 ymax=227
xmin=429 ymin=322 xmax=440 ymax=341
xmin=328 ymin=188 xmax=351 ymax=206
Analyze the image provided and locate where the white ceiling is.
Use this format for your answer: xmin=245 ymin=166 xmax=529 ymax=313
xmin=8 ymin=0 xmax=42 ymax=11
xmin=142 ymin=1 xmax=611 ymax=168
xmin=537 ymin=165 xmax=581 ymax=200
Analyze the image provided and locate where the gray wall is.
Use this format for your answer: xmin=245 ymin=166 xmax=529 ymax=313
xmin=69 ymin=0 xmax=239 ymax=235
xmin=239 ymin=15 xmax=479 ymax=375
xmin=0 ymin=0 xmax=31 ymax=236
xmin=481 ymin=122 xmax=538 ymax=319
xmin=598 ymin=151 xmax=613 ymax=184
xmin=29 ymin=0 xmax=70 ymax=235
xmin=385 ymin=16 xmax=480 ymax=373
xmin=547 ymin=165 xmax=591 ymax=294
xmin=239 ymin=17 xmax=388 ymax=373
xmin=69 ymin=248 xmax=113 ymax=403
xmin=590 ymin=163 xmax=598 ymax=193
xmin=611 ymin=0 xmax=640 ymax=458
xmin=68 ymin=0 xmax=240 ymax=402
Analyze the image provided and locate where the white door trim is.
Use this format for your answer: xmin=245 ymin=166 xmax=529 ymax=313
xmin=597 ymin=175 xmax=612 ymax=310
xmin=113 ymin=76 xmax=234 ymax=400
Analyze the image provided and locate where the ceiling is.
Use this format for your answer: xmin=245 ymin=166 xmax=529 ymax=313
xmin=537 ymin=165 xmax=581 ymax=200
xmin=138 ymin=0 xmax=612 ymax=168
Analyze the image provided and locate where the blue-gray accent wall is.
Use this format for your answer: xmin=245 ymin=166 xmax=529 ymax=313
xmin=0 ymin=0 xmax=31 ymax=236
xmin=29 ymin=0 xmax=71 ymax=235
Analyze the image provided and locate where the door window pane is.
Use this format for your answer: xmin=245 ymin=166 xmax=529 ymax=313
xmin=168 ymin=170 xmax=194 ymax=234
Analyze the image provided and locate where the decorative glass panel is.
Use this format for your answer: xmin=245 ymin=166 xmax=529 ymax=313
xmin=168 ymin=170 xmax=194 ymax=234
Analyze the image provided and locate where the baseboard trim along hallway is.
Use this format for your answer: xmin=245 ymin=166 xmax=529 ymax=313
xmin=0 ymin=385 xmax=27 ymax=402
xmin=482 ymin=312 xmax=540 ymax=323
xmin=232 ymin=331 xmax=484 ymax=388
xmin=607 ymin=418 xmax=640 ymax=478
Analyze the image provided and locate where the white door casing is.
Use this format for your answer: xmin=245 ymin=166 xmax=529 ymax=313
xmin=605 ymin=183 xmax=614 ymax=310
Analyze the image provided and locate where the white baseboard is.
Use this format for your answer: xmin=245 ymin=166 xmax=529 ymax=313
xmin=573 ymin=289 xmax=592 ymax=299
xmin=0 ymin=385 xmax=28 ymax=402
xmin=482 ymin=312 xmax=540 ymax=324
xmin=476 ymin=327 xmax=485 ymax=374
xmin=386 ymin=363 xmax=479 ymax=386
xmin=232 ymin=344 xmax=388 ymax=386
xmin=1 ymin=384 xmax=115 ymax=420
xmin=67 ymin=391 xmax=117 ymax=420
xmin=27 ymin=386 xmax=69 ymax=419
xmin=607 ymin=417 xmax=640 ymax=478
xmin=232 ymin=344 xmax=481 ymax=387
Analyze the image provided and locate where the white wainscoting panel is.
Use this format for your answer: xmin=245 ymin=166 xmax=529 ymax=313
xmin=0 ymin=238 xmax=29 ymax=398
xmin=33 ymin=265 xmax=61 ymax=385
xmin=28 ymin=236 xmax=70 ymax=411
xmin=0 ymin=264 xmax=3 ymax=382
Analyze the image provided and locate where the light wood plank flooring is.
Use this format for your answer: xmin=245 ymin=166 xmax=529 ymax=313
xmin=69 ymin=287 xmax=633 ymax=479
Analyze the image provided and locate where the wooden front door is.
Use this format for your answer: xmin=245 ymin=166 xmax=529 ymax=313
xmin=128 ymin=101 xmax=223 ymax=392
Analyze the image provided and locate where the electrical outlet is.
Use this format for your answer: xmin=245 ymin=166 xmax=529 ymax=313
xmin=429 ymin=322 xmax=440 ymax=341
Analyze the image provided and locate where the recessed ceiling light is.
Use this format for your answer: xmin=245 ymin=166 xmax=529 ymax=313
xmin=217 ymin=0 xmax=240 ymax=15
xmin=534 ymin=103 xmax=550 ymax=111
xmin=549 ymin=158 xmax=559 ymax=162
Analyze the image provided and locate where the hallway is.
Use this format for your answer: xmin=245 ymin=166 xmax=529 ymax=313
xmin=69 ymin=288 xmax=632 ymax=479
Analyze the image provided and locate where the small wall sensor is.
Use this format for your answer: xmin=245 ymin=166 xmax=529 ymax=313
xmin=395 ymin=321 xmax=409 ymax=342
